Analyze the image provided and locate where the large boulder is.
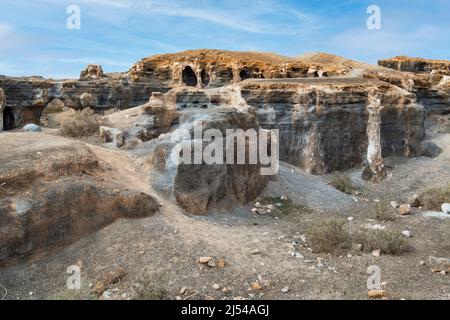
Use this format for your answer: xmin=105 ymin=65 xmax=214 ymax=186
xmin=22 ymin=123 xmax=42 ymax=132
xmin=417 ymin=141 xmax=442 ymax=158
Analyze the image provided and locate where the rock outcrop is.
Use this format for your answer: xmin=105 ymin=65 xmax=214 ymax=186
xmin=79 ymin=64 xmax=106 ymax=80
xmin=240 ymin=78 xmax=425 ymax=174
xmin=0 ymin=133 xmax=159 ymax=265
xmin=129 ymin=50 xmax=350 ymax=88
xmin=379 ymin=56 xmax=450 ymax=74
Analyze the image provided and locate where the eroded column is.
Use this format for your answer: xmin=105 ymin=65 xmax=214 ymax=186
xmin=363 ymin=95 xmax=387 ymax=182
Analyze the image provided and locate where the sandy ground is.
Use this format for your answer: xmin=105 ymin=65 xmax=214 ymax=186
xmin=1 ymin=129 xmax=449 ymax=300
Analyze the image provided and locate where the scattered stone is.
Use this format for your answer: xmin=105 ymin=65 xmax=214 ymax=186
xmin=198 ymin=257 xmax=213 ymax=264
xmin=212 ymin=283 xmax=221 ymax=290
xmin=398 ymin=204 xmax=412 ymax=215
xmin=22 ymin=123 xmax=42 ymax=132
xmin=372 ymin=249 xmax=381 ymax=257
xmin=419 ymin=260 xmax=426 ymax=266
xmin=440 ymin=270 xmax=447 ymax=275
xmin=401 ymin=230 xmax=412 ymax=238
xmin=281 ymin=286 xmax=290 ymax=293
xmin=99 ymin=126 xmax=125 ymax=149
xmin=429 ymin=256 xmax=450 ymax=273
xmin=217 ymin=258 xmax=226 ymax=268
xmin=368 ymin=289 xmax=386 ymax=299
xmin=180 ymin=287 xmax=188 ymax=295
xmin=250 ymin=249 xmax=261 ymax=255
xmin=222 ymin=287 xmax=231 ymax=293
xmin=441 ymin=203 xmax=450 ymax=214
xmin=417 ymin=141 xmax=442 ymax=158
xmin=352 ymin=243 xmax=363 ymax=252
xmin=280 ymin=196 xmax=288 ymax=201
xmin=250 ymin=281 xmax=263 ymax=291
xmin=390 ymin=201 xmax=399 ymax=209
xmin=365 ymin=223 xmax=386 ymax=231
xmin=347 ymin=216 xmax=354 ymax=222
xmin=101 ymin=290 xmax=113 ymax=300
xmin=207 ymin=260 xmax=216 ymax=268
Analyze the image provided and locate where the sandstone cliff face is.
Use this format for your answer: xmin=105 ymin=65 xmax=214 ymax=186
xmin=240 ymin=78 xmax=425 ymax=174
xmin=129 ymin=49 xmax=350 ymax=87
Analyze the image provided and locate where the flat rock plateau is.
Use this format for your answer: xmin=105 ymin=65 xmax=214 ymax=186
xmin=0 ymin=50 xmax=449 ymax=300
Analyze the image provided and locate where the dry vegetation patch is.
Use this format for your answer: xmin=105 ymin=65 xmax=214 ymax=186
xmin=59 ymin=108 xmax=104 ymax=138
xmin=419 ymin=183 xmax=450 ymax=211
xmin=306 ymin=218 xmax=408 ymax=255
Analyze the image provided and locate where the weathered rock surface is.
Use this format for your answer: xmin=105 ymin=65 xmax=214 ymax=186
xmin=240 ymin=78 xmax=425 ymax=174
xmin=130 ymin=104 xmax=269 ymax=215
xmin=417 ymin=141 xmax=442 ymax=158
xmin=379 ymin=56 xmax=450 ymax=74
xmin=79 ymin=64 xmax=106 ymax=81
xmin=22 ymin=123 xmax=42 ymax=132
xmin=0 ymin=133 xmax=159 ymax=265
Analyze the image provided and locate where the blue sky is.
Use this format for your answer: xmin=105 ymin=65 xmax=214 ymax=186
xmin=0 ymin=0 xmax=448 ymax=78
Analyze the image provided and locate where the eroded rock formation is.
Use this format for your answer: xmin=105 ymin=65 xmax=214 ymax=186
xmin=0 ymin=133 xmax=159 ymax=265
xmin=362 ymin=95 xmax=386 ymax=182
xmin=79 ymin=64 xmax=106 ymax=80
xmin=240 ymin=78 xmax=424 ymax=174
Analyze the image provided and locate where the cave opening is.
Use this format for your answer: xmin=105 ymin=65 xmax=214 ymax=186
xmin=3 ymin=107 xmax=15 ymax=131
xmin=182 ymin=66 xmax=198 ymax=87
xmin=201 ymin=69 xmax=210 ymax=87
xmin=239 ymin=69 xmax=251 ymax=81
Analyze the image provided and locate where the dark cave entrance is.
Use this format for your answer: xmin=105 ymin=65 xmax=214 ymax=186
xmin=239 ymin=69 xmax=251 ymax=81
xmin=3 ymin=107 xmax=15 ymax=131
xmin=182 ymin=66 xmax=198 ymax=87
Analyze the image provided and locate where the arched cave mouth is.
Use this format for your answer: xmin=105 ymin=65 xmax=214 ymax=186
xmin=3 ymin=107 xmax=15 ymax=131
xmin=182 ymin=66 xmax=198 ymax=87
xmin=239 ymin=69 xmax=251 ymax=81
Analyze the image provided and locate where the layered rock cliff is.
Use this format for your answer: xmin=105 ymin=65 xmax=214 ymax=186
xmin=379 ymin=56 xmax=450 ymax=74
xmin=240 ymin=78 xmax=424 ymax=174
